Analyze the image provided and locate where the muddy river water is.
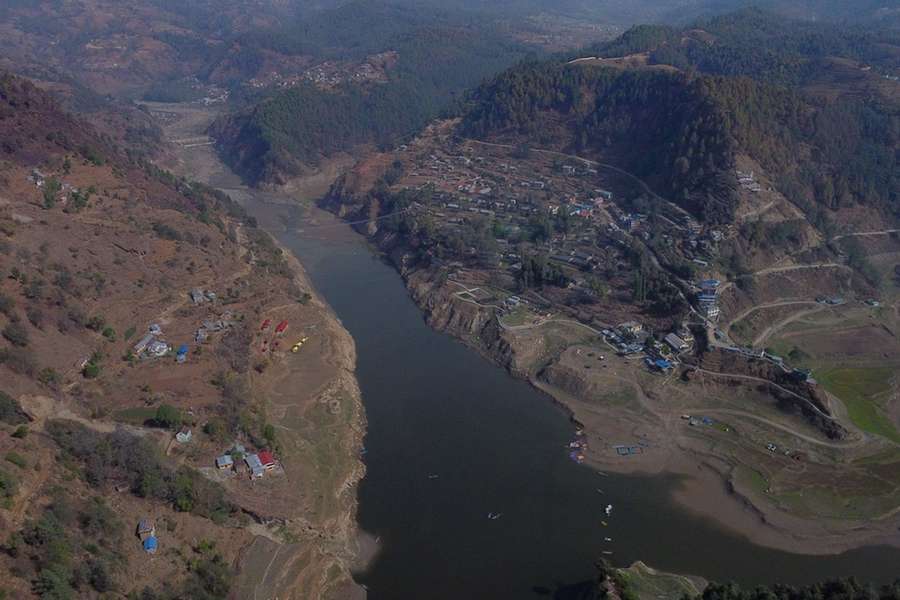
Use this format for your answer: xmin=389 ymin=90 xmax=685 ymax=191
xmin=235 ymin=199 xmax=900 ymax=600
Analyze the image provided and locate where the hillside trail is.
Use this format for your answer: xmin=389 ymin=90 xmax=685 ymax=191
xmin=752 ymin=305 xmax=828 ymax=347
xmin=681 ymin=407 xmax=861 ymax=449
xmin=726 ymin=300 xmax=821 ymax=331
xmin=689 ymin=368 xmax=869 ymax=441
xmin=18 ymin=394 xmax=150 ymax=437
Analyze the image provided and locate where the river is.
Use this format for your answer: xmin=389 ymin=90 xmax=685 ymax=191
xmin=235 ymin=199 xmax=900 ymax=599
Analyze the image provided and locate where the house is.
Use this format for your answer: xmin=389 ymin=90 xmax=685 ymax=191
xmin=143 ymin=536 xmax=158 ymax=554
xmin=136 ymin=519 xmax=155 ymax=540
xmin=176 ymin=427 xmax=192 ymax=443
xmin=133 ymin=333 xmax=155 ymax=354
xmin=147 ymin=340 xmax=170 ymax=357
xmin=664 ymin=333 xmax=689 ymax=353
xmin=258 ymin=450 xmax=277 ymax=471
xmin=216 ymin=454 xmax=234 ymax=470
xmin=245 ymin=453 xmax=265 ymax=479
xmin=195 ymin=328 xmax=208 ymax=343
xmin=176 ymin=344 xmax=189 ymax=363
xmin=189 ymin=288 xmax=207 ymax=304
xmin=149 ymin=323 xmax=163 ymax=336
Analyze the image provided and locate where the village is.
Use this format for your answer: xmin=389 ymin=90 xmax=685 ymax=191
xmin=245 ymin=51 xmax=395 ymax=91
xmin=375 ymin=129 xmax=748 ymax=368
xmin=339 ymin=123 xmax=859 ymax=481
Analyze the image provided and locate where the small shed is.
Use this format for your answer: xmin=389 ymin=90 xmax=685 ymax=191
xmin=143 ymin=536 xmax=158 ymax=554
xmin=275 ymin=320 xmax=289 ymax=335
xmin=136 ymin=519 xmax=155 ymax=540
xmin=176 ymin=427 xmax=192 ymax=443
xmin=215 ymin=454 xmax=234 ymax=470
xmin=176 ymin=344 xmax=189 ymax=363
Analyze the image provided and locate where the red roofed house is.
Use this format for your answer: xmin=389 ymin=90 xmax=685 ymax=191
xmin=258 ymin=450 xmax=277 ymax=471
xmin=274 ymin=320 xmax=289 ymax=335
xmin=260 ymin=319 xmax=271 ymax=331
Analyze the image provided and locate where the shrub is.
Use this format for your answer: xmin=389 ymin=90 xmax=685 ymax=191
xmin=0 ymin=391 xmax=28 ymax=425
xmin=86 ymin=315 xmax=105 ymax=332
xmin=2 ymin=321 xmax=29 ymax=347
xmin=37 ymin=367 xmax=60 ymax=387
xmin=5 ymin=452 xmax=25 ymax=469
xmin=0 ymin=293 xmax=13 ymax=317
xmin=24 ymin=278 xmax=44 ymax=300
xmin=101 ymin=326 xmax=116 ymax=341
xmin=25 ymin=306 xmax=44 ymax=329
xmin=11 ymin=425 xmax=28 ymax=439
xmin=0 ymin=468 xmax=16 ymax=508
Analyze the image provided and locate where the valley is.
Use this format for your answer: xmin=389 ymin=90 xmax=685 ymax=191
xmin=0 ymin=1 xmax=899 ymax=599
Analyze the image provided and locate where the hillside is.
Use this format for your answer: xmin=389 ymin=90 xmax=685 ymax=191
xmin=318 ymin=9 xmax=900 ymax=547
xmin=211 ymin=23 xmax=532 ymax=185
xmin=0 ymin=73 xmax=363 ymax=599
xmin=459 ymin=10 xmax=900 ymax=233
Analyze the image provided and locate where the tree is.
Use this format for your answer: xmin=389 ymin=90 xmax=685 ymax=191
xmin=42 ymin=177 xmax=62 ymax=209
xmin=154 ymin=404 xmax=182 ymax=429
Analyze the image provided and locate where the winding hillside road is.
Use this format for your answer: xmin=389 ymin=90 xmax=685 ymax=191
xmin=683 ymin=407 xmax=864 ymax=449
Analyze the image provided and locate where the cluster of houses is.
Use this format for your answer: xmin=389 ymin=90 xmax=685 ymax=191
xmin=215 ymin=444 xmax=279 ymax=480
xmin=601 ymin=321 xmax=695 ymax=373
xmin=27 ymin=169 xmax=80 ymax=202
xmin=132 ymin=289 xmax=236 ymax=361
xmin=133 ymin=323 xmax=171 ymax=359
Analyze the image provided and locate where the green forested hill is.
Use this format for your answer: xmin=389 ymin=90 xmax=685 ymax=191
xmin=212 ymin=25 xmax=531 ymax=184
xmin=460 ymin=10 xmax=899 ymax=225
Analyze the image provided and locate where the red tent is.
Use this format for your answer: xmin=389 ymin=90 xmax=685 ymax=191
xmin=260 ymin=319 xmax=271 ymax=331
xmin=274 ymin=320 xmax=289 ymax=334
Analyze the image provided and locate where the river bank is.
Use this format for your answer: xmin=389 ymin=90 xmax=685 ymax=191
xmin=151 ymin=101 xmax=368 ymax=600
xmin=319 ymin=189 xmax=900 ymax=558
xmin=151 ymin=100 xmax=900 ymax=598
